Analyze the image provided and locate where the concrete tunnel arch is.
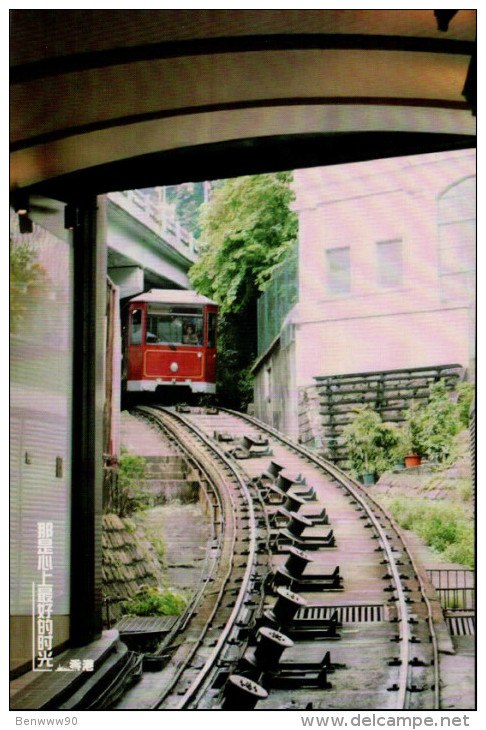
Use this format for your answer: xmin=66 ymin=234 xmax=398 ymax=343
xmin=11 ymin=9 xmax=475 ymax=197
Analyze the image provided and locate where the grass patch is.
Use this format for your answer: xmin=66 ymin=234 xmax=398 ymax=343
xmin=122 ymin=586 xmax=187 ymax=617
xmin=106 ymin=448 xmax=151 ymax=517
xmin=376 ymin=493 xmax=474 ymax=568
xmin=145 ymin=528 xmax=167 ymax=564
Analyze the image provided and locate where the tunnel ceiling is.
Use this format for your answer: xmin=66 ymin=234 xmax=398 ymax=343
xmin=24 ymin=131 xmax=475 ymax=203
xmin=10 ymin=10 xmax=476 ymax=198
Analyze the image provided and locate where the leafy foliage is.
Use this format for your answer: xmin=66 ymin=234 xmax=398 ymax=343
xmin=107 ymin=448 xmax=150 ymax=517
xmin=400 ymin=382 xmax=464 ymax=462
xmin=343 ymin=407 xmax=401 ymax=478
xmin=10 ymin=238 xmax=47 ymax=332
xmin=190 ymin=172 xmax=297 ymax=315
xmin=456 ymin=382 xmax=475 ymax=428
xmin=121 ymin=586 xmax=187 ymax=617
xmin=419 ymin=382 xmax=462 ymax=462
xmin=189 ymin=172 xmax=298 ymax=408
xmin=166 ymin=182 xmax=206 ymax=237
xmin=213 ymin=308 xmax=257 ymax=409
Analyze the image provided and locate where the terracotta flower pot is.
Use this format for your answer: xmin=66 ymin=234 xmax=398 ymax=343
xmin=404 ymin=454 xmax=421 ymax=468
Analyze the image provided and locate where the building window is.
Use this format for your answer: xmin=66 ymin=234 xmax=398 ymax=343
xmin=326 ymin=247 xmax=350 ymax=294
xmin=376 ymin=239 xmax=403 ymax=289
xmin=438 ymin=176 xmax=475 ymax=304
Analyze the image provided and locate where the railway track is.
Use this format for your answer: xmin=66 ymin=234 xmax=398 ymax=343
xmin=120 ymin=405 xmax=442 ymax=711
xmin=134 ymin=405 xmax=271 ymax=710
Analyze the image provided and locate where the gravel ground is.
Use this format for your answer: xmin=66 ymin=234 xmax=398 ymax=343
xmin=134 ymin=503 xmax=211 ymax=595
xmin=121 ymin=411 xmax=211 ymax=597
xmin=120 ymin=410 xmax=178 ymax=457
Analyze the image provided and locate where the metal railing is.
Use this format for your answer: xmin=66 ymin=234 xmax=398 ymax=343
xmin=108 ymin=190 xmax=199 ymax=262
xmin=426 ymin=569 xmax=475 ymax=610
xmin=257 ymin=254 xmax=298 ymax=356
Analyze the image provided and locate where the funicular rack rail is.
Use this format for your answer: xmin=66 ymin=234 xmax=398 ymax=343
xmin=126 ymin=405 xmax=441 ymax=711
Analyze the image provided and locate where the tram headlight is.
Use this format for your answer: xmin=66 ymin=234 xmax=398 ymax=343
xmin=170 ymin=362 xmax=179 ymax=373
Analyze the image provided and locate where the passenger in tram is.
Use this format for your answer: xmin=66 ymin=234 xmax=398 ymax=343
xmin=182 ymin=322 xmax=199 ymax=345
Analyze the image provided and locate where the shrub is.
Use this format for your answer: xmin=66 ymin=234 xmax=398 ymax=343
xmin=400 ymin=382 xmax=464 ymax=462
xmin=456 ymin=382 xmax=475 ymax=428
xmin=419 ymin=382 xmax=463 ymax=462
xmin=121 ymin=586 xmax=187 ymax=617
xmin=106 ymin=448 xmax=151 ymax=517
xmin=343 ymin=407 xmax=400 ymax=479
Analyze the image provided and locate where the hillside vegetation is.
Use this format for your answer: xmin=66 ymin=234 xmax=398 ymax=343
xmin=369 ymin=429 xmax=474 ymax=568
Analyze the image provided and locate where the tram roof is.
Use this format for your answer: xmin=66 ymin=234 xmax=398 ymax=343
xmin=130 ymin=289 xmax=217 ymax=306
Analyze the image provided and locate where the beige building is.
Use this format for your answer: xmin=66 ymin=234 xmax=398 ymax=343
xmin=253 ymin=148 xmax=476 ymax=440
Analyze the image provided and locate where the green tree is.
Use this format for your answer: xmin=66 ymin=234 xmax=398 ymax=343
xmin=10 ymin=238 xmax=47 ymax=333
xmin=189 ymin=172 xmax=297 ymax=408
xmin=190 ymin=172 xmax=297 ymax=315
xmin=166 ymin=182 xmax=206 ymax=238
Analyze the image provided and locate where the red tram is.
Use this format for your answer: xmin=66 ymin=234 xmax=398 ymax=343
xmin=125 ymin=289 xmax=218 ymax=397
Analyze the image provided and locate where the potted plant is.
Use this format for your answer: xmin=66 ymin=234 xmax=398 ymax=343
xmin=343 ymin=407 xmax=400 ymax=484
xmin=401 ymin=401 xmax=426 ymax=467
xmin=417 ymin=381 xmax=462 ymax=464
xmin=401 ymin=382 xmax=462 ymax=467
xmin=387 ymin=425 xmax=407 ymax=470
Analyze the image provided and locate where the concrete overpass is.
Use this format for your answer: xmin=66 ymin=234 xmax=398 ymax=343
xmin=106 ymin=189 xmax=198 ymax=297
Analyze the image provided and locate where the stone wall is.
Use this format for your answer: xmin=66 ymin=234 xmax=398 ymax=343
xmin=101 ymin=514 xmax=165 ymax=627
xmin=140 ymin=455 xmax=200 ymax=504
xmin=297 ymin=385 xmax=326 ymax=449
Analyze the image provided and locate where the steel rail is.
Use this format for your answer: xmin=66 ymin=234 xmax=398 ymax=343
xmin=140 ymin=406 xmax=259 ymax=709
xmin=136 ymin=407 xmax=224 ymax=644
xmin=223 ymin=408 xmax=440 ymax=709
xmin=139 ymin=406 xmax=240 ymax=708
xmin=384 ymin=511 xmax=441 ymax=708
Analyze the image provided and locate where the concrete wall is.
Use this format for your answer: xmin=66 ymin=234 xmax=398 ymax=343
xmin=293 ymin=149 xmax=475 ymax=386
xmin=253 ymin=149 xmax=475 ymax=440
xmin=253 ymin=340 xmax=299 ymax=441
xmin=294 ymin=307 xmax=471 ymax=385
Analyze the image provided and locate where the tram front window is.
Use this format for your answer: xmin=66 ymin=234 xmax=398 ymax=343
xmin=130 ymin=308 xmax=142 ymax=344
xmin=146 ymin=305 xmax=204 ymax=345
